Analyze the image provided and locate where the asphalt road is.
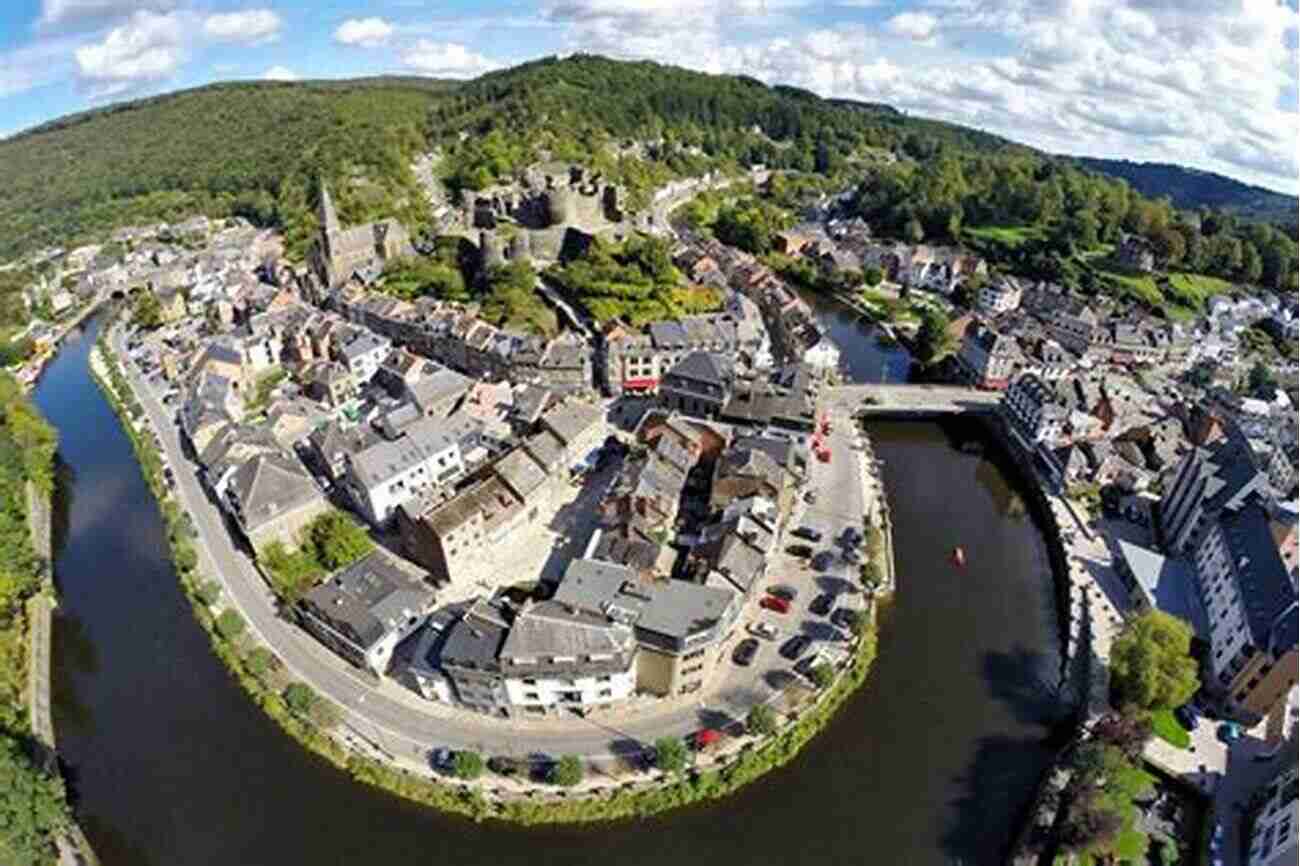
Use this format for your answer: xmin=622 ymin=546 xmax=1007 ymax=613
xmin=114 ymin=323 xmax=874 ymax=766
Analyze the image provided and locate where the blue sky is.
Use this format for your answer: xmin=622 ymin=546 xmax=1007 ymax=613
xmin=2 ymin=1 xmax=1298 ymax=194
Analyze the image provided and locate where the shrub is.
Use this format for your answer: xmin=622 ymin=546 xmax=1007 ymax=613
xmin=196 ymin=580 xmax=222 ymax=605
xmin=652 ymin=736 xmax=689 ymax=774
xmin=746 ymin=704 xmax=778 ymax=737
xmin=215 ymin=609 xmax=245 ymax=639
xmin=550 ymin=755 xmax=584 ymax=787
xmin=244 ymin=646 xmax=278 ymax=678
xmin=810 ymin=663 xmax=835 ymax=689
xmin=452 ymin=751 xmax=484 ymax=781
xmin=283 ymin=682 xmax=319 ymax=716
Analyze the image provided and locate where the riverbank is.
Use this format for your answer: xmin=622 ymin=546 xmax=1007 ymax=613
xmin=88 ymin=309 xmax=894 ymax=826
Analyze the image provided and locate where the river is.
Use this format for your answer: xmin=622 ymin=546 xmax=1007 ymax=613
xmin=36 ymin=310 xmax=1069 ymax=866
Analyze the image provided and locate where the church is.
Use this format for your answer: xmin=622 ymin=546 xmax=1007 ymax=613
xmin=309 ymin=181 xmax=414 ymax=289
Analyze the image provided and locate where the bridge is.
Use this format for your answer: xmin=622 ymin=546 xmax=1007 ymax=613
xmin=828 ymin=383 xmax=1002 ymax=418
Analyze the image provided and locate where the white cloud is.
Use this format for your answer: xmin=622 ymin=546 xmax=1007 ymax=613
xmin=883 ymin=11 xmax=938 ymax=42
xmin=0 ymin=35 xmax=81 ymax=98
xmin=261 ymin=65 xmax=297 ymax=81
xmin=37 ymin=0 xmax=174 ymax=32
xmin=203 ymin=9 xmax=282 ymax=45
xmin=73 ymin=9 xmax=184 ymax=98
xmin=334 ymin=17 xmax=395 ymax=47
xmin=401 ymin=40 xmax=499 ymax=78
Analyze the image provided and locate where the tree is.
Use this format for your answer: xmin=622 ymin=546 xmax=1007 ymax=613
xmin=196 ymin=579 xmax=222 ymax=605
xmin=308 ymin=510 xmax=373 ymax=571
xmin=131 ymin=291 xmax=163 ymax=330
xmin=651 ymin=736 xmax=689 ymax=774
xmin=859 ymin=561 xmax=882 ymax=592
xmin=283 ymin=682 xmax=319 ymax=716
xmin=862 ymin=265 xmax=883 ymax=288
xmin=1109 ymin=611 xmax=1199 ymax=712
xmin=244 ymin=646 xmax=278 ymax=678
xmin=810 ymin=663 xmax=835 ymax=689
xmin=549 ymin=755 xmax=584 ymax=787
xmin=0 ymin=735 xmax=70 ymax=866
xmin=215 ymin=609 xmax=245 ymax=640
xmin=914 ymin=307 xmax=957 ymax=366
xmin=747 ymin=704 xmax=778 ymax=736
xmin=1151 ymin=227 xmax=1185 ymax=267
xmin=1248 ymin=360 xmax=1277 ymax=396
xmin=452 ymin=750 xmax=485 ymax=781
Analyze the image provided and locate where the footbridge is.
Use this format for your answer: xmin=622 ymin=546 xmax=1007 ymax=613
xmin=828 ymin=383 xmax=1002 ymax=418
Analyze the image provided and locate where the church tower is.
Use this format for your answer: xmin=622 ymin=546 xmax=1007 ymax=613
xmin=318 ymin=179 xmax=341 ymax=242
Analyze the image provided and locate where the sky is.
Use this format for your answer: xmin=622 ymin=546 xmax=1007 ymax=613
xmin=2 ymin=1 xmax=1298 ymax=195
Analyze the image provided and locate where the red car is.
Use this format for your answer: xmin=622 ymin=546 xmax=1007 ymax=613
xmin=760 ymin=594 xmax=791 ymax=614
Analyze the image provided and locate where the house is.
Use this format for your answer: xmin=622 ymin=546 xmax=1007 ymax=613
xmin=306 ymin=420 xmax=378 ymax=485
xmin=1111 ymin=538 xmax=1208 ymax=641
xmin=396 ymin=448 xmax=552 ymax=586
xmin=538 ymin=399 xmax=606 ymax=468
xmin=1002 ymin=374 xmax=1069 ymax=447
xmin=1161 ymin=422 xmax=1272 ymax=554
xmin=157 ymin=285 xmax=188 ymax=323
xmin=553 ymin=558 xmax=742 ymax=697
xmin=49 ymin=289 xmax=75 ymax=315
xmin=222 ymin=452 xmax=331 ymax=552
xmin=342 ymin=414 xmax=481 ymax=527
xmin=1244 ymin=742 xmax=1298 ymax=866
xmin=298 ymin=551 xmax=434 ymax=676
xmin=665 ymin=351 xmax=738 ymax=418
xmin=336 ymin=328 xmax=392 ymax=383
xmin=301 ymin=360 xmax=357 ymax=409
xmin=957 ymin=319 xmax=1020 ymax=390
xmin=1191 ymin=503 xmax=1298 ymax=724
xmin=977 ymin=275 xmax=1022 ymax=314
xmin=710 ymin=444 xmax=787 ymax=514
xmin=1115 ymin=233 xmax=1156 ymax=272
xmin=411 ymin=596 xmax=639 ymax=717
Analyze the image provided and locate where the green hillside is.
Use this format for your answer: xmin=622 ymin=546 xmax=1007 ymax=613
xmin=0 ymin=54 xmax=1294 ymax=298
xmin=1073 ymin=157 xmax=1297 ymax=228
xmin=0 ymin=78 xmax=454 ymax=261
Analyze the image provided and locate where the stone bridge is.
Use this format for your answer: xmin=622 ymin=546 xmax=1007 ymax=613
xmin=828 ymin=383 xmax=1002 ymax=418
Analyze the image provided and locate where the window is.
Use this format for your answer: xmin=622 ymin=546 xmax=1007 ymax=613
xmin=598 ymin=689 xmax=612 ymax=698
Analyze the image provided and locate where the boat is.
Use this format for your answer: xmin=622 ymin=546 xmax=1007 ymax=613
xmin=951 ymin=546 xmax=966 ymax=567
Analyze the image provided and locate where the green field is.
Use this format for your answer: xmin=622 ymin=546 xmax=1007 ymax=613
xmin=963 ymin=224 xmax=1048 ymax=248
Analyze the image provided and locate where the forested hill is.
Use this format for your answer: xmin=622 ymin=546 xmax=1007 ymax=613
xmin=1073 ymin=157 xmax=1297 ymax=226
xmin=0 ymin=53 xmax=1293 ymax=267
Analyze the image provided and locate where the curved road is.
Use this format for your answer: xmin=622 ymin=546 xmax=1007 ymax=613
xmin=110 ymin=321 xmax=868 ymax=768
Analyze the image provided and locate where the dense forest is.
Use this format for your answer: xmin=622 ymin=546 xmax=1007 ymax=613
xmin=0 ymin=372 xmax=68 ymax=866
xmin=0 ymin=54 xmax=1295 ymax=302
xmin=1073 ymin=157 xmax=1298 ymax=228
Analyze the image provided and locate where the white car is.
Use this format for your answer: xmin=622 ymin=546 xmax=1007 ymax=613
xmin=749 ymin=622 xmax=779 ymax=641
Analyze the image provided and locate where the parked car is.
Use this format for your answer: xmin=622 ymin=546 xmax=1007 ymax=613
xmin=780 ymin=635 xmax=812 ymax=661
xmin=732 ymin=638 xmax=760 ymax=667
xmin=804 ymin=490 xmax=818 ymax=504
xmin=830 ymin=608 xmax=860 ymax=631
xmin=786 ymin=543 xmax=814 ymax=559
xmin=749 ymin=622 xmax=779 ymax=641
xmin=812 ymin=551 xmax=836 ymax=571
xmin=792 ymin=526 xmax=823 ymax=542
xmin=793 ymin=655 xmax=821 ymax=679
xmin=810 ymin=593 xmax=835 ymax=616
xmin=760 ymin=595 xmax=791 ymax=614
xmin=429 ymin=748 xmax=453 ymax=772
xmin=1174 ymin=703 xmax=1199 ymax=731
xmin=768 ymin=585 xmax=798 ymax=602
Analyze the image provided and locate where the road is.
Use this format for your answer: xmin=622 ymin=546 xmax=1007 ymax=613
xmin=111 ymin=324 xmax=876 ymax=767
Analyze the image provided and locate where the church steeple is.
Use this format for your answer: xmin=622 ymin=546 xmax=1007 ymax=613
xmin=318 ymin=179 xmax=340 ymax=237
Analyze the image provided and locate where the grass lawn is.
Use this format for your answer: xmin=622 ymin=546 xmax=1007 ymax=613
xmin=1165 ymin=272 xmax=1235 ymax=311
xmin=963 ymin=224 xmax=1048 ymax=248
xmin=1151 ymin=708 xmax=1191 ymax=749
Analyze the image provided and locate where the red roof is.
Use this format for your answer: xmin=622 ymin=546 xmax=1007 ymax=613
xmin=695 ymin=729 xmax=722 ymax=747
xmin=623 ymin=377 xmax=659 ymax=389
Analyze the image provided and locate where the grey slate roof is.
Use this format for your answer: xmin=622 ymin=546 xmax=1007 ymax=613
xmin=554 ymin=559 xmax=736 ymax=651
xmin=1113 ymin=538 xmax=1208 ymax=639
xmin=541 ymin=400 xmax=603 ymax=448
xmin=498 ymin=601 xmax=635 ymax=676
xmin=226 ymin=452 xmax=324 ymax=532
xmin=1216 ymin=504 xmax=1298 ymax=652
xmin=301 ymin=551 xmax=434 ymax=652
xmin=407 ymin=366 xmax=472 ymax=415
xmin=493 ymin=448 xmax=550 ymax=500
xmin=667 ymin=351 xmax=733 ymax=387
xmin=348 ymin=414 xmax=480 ymax=490
xmin=439 ymin=598 xmax=511 ymax=670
